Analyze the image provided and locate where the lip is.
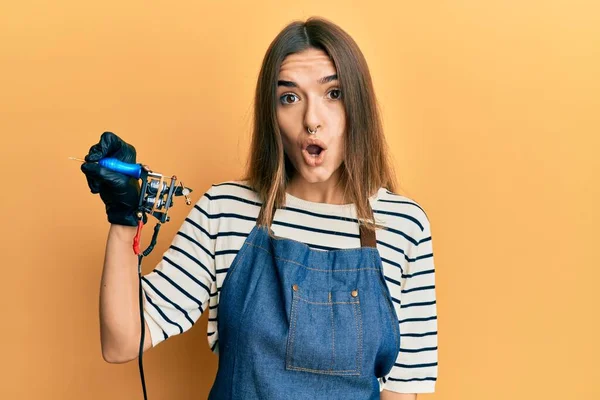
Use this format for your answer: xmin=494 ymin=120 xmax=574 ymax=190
xmin=300 ymin=137 xmax=328 ymax=167
xmin=302 ymin=137 xmax=328 ymax=152
xmin=301 ymin=147 xmax=326 ymax=167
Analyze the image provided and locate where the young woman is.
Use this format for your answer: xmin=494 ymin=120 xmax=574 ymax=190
xmin=82 ymin=16 xmax=438 ymax=400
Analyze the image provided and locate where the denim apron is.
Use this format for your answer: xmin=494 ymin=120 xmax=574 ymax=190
xmin=208 ymin=205 xmax=400 ymax=399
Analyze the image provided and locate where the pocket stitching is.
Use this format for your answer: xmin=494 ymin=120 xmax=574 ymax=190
xmin=330 ymin=295 xmax=335 ymax=370
xmin=354 ymin=298 xmax=363 ymax=374
xmin=286 ymin=295 xmax=299 ymax=368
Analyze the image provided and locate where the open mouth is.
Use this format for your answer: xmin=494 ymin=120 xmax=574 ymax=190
xmin=306 ymin=144 xmax=323 ymax=156
xmin=301 ymin=146 xmax=326 ymax=167
xmin=301 ymin=138 xmax=327 ymax=167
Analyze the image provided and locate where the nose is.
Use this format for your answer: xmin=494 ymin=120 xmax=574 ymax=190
xmin=303 ymin=94 xmax=323 ymax=134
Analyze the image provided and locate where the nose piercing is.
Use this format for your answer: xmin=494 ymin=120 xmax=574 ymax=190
xmin=307 ymin=125 xmax=320 ymax=134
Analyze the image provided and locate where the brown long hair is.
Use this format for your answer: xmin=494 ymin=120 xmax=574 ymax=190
xmin=241 ymin=16 xmax=398 ymax=232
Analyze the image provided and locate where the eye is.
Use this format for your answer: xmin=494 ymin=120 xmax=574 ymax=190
xmin=278 ymin=89 xmax=342 ymax=105
xmin=279 ymin=93 xmax=299 ymax=105
xmin=327 ymin=88 xmax=342 ymax=100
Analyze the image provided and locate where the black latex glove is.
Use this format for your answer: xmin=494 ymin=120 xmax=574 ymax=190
xmin=80 ymin=131 xmax=145 ymax=226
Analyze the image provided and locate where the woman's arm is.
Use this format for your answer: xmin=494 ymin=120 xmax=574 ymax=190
xmin=100 ymin=224 xmax=153 ymax=363
xmin=380 ymin=209 xmax=438 ymax=395
xmin=381 ymin=390 xmax=416 ymax=400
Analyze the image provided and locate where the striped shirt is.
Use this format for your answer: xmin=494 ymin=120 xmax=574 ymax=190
xmin=141 ymin=180 xmax=438 ymax=394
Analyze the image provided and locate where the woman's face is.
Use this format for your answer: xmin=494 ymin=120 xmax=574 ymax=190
xmin=276 ymin=48 xmax=346 ymax=187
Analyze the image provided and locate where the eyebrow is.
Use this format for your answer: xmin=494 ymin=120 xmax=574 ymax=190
xmin=277 ymin=74 xmax=338 ymax=88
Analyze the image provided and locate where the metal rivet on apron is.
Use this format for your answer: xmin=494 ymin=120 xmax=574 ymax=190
xmin=351 ymin=289 xmax=358 ymax=297
xmin=292 ymin=284 xmax=299 ymax=291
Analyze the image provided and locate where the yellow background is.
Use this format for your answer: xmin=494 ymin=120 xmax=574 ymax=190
xmin=1 ymin=1 xmax=598 ymax=399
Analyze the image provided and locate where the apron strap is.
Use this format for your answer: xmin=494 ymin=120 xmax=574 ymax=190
xmin=359 ymin=223 xmax=377 ymax=248
xmin=359 ymin=200 xmax=377 ymax=248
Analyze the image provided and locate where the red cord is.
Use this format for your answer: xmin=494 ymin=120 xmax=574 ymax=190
xmin=133 ymin=219 xmax=144 ymax=255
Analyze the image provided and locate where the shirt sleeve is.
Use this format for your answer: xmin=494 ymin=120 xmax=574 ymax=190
xmin=381 ymin=213 xmax=438 ymax=393
xmin=141 ymin=185 xmax=217 ymax=347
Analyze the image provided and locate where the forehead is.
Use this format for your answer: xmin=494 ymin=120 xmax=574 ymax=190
xmin=278 ymin=48 xmax=337 ymax=81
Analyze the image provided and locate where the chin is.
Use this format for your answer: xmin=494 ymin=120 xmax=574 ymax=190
xmin=297 ymin=166 xmax=341 ymax=184
xmin=301 ymin=173 xmax=332 ymax=183
xmin=287 ymin=153 xmax=343 ymax=184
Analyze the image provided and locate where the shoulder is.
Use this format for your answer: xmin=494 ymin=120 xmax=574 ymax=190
xmin=199 ymin=179 xmax=262 ymax=216
xmin=208 ymin=179 xmax=255 ymax=196
xmin=375 ymin=188 xmax=432 ymax=243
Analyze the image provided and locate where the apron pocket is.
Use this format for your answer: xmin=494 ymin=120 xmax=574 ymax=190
xmin=285 ymin=285 xmax=362 ymax=376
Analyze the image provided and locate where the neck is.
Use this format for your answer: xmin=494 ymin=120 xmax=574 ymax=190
xmin=286 ymin=171 xmax=348 ymax=205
